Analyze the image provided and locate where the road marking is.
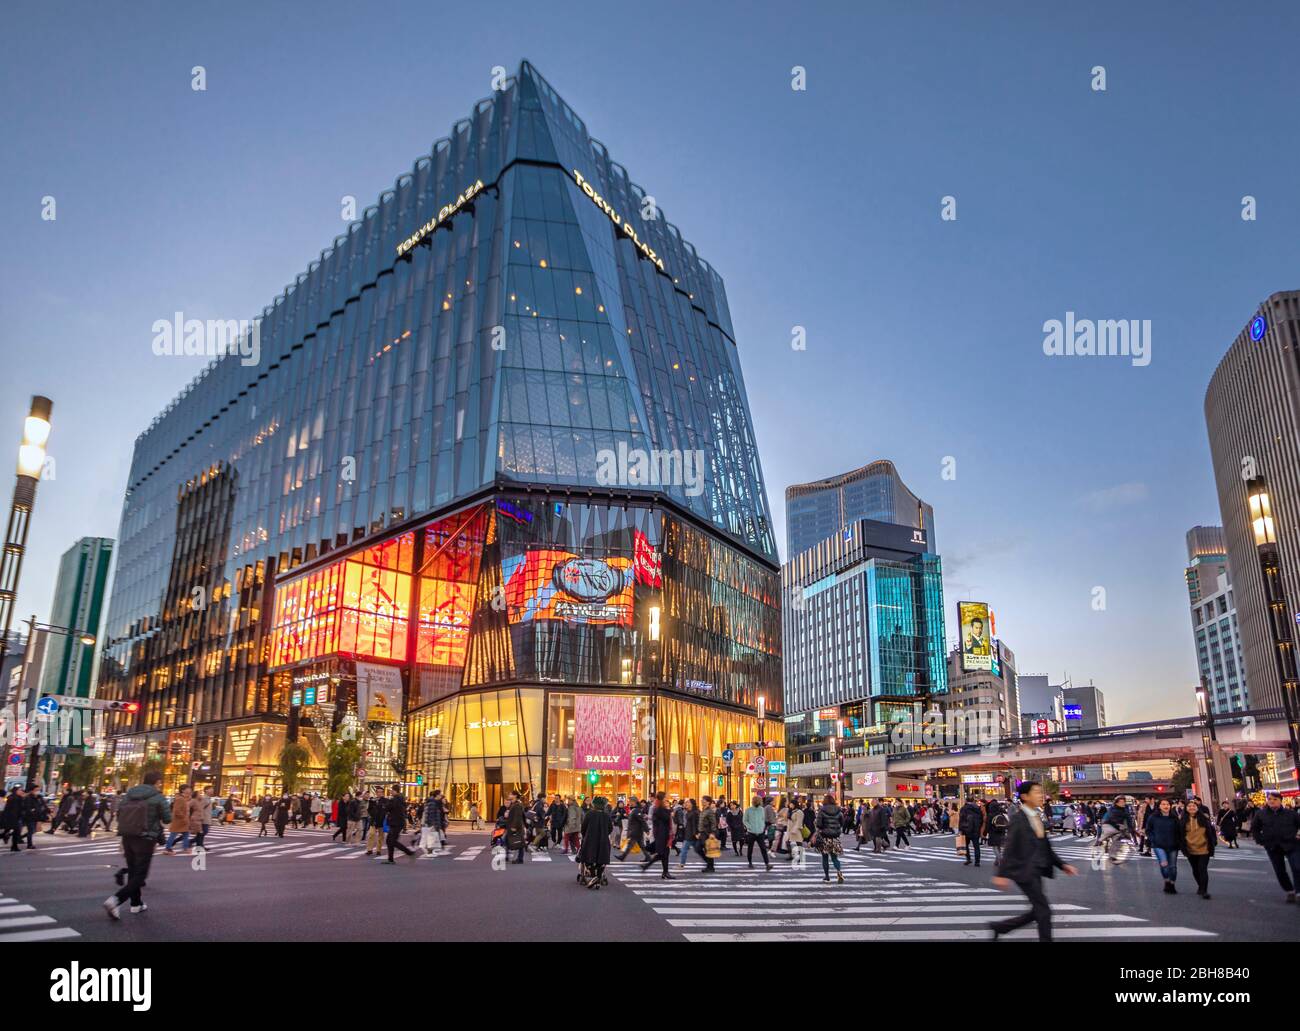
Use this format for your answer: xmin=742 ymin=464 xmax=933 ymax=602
xmin=0 ymin=915 xmax=57 ymax=929
xmin=663 ymin=912 xmax=1148 ymax=928
xmin=0 ymin=927 xmax=81 ymax=942
xmin=683 ymin=925 xmax=1216 ymax=942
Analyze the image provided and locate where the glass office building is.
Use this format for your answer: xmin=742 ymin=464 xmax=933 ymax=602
xmin=785 ymin=459 xmax=937 ymax=560
xmin=98 ymin=62 xmax=782 ymax=806
xmin=781 ymin=502 xmax=947 ymax=796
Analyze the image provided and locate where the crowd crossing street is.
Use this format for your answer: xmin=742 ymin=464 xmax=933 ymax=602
xmin=1 ymin=792 xmax=1294 ymax=947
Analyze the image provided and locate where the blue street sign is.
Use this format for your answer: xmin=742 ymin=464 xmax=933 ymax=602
xmin=721 ymin=748 xmax=734 ymax=762
xmin=35 ymin=696 xmax=59 ymax=716
xmin=7 ymin=754 xmax=22 ymax=765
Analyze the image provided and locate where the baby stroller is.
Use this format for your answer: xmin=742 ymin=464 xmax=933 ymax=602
xmin=576 ymin=861 xmax=608 ymax=889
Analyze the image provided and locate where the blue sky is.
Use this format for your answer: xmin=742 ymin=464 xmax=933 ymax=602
xmin=2 ymin=1 xmax=1296 ymax=723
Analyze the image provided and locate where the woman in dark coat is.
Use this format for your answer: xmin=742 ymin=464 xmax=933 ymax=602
xmin=258 ymin=795 xmax=273 ymax=837
xmin=273 ymin=795 xmax=290 ymax=837
xmin=577 ymin=797 xmax=613 ymax=888
xmin=1217 ymin=803 xmax=1239 ymax=847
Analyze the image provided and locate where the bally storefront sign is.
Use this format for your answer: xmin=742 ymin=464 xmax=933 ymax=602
xmin=573 ymin=694 xmax=634 ymax=771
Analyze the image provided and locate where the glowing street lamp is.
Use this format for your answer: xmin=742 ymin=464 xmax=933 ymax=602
xmin=1245 ymin=477 xmax=1300 ymax=789
xmin=2 ymin=397 xmax=54 ymax=767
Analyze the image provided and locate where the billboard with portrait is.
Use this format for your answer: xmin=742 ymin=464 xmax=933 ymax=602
xmin=958 ymin=601 xmax=993 ymax=672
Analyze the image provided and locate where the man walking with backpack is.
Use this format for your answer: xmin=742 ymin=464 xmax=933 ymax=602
xmin=103 ymin=770 xmax=171 ymax=920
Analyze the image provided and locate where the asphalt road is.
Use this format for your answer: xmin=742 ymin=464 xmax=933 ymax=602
xmin=1 ymin=823 xmax=1293 ymax=942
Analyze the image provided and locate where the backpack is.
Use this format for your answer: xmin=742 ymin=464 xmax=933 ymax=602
xmin=991 ymin=812 xmax=1009 ymax=830
xmin=117 ymin=795 xmax=152 ymax=838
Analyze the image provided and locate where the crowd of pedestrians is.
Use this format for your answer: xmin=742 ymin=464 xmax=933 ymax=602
xmin=6 ymin=773 xmax=1300 ymax=936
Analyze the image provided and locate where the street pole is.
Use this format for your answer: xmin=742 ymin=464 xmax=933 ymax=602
xmin=1196 ymin=686 xmax=1220 ymax=811
xmin=1 ymin=398 xmax=52 ymax=763
xmin=648 ymin=605 xmax=661 ymax=797
xmin=1246 ymin=480 xmax=1300 ymax=788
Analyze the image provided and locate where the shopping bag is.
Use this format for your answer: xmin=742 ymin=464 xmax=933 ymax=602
xmin=954 ymin=833 xmax=966 ymax=850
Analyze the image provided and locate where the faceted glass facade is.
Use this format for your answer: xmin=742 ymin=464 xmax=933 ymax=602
xmin=98 ymin=63 xmax=779 ymax=794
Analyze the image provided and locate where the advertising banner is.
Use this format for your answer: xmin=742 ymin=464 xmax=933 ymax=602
xmin=958 ymin=601 xmax=993 ymax=672
xmin=355 ymin=662 xmax=404 ymax=723
xmin=502 ymin=549 xmax=634 ymax=626
xmin=573 ymin=694 xmax=634 ymax=770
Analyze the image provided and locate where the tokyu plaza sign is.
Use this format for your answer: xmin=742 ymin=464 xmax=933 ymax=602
xmin=394 ymin=169 xmax=668 ymax=276
xmin=571 ymin=169 xmax=666 ymax=273
xmin=395 ymin=179 xmax=486 ymax=257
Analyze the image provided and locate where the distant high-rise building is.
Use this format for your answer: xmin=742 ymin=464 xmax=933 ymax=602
xmin=785 ymin=460 xmax=936 ymax=559
xmin=945 ymin=638 xmax=1020 ymax=740
xmin=1062 ymin=681 xmax=1106 ymax=781
xmin=781 ymin=514 xmax=947 ymax=797
xmin=1205 ymin=291 xmax=1300 ymax=712
xmin=39 ymin=537 xmax=113 ymax=700
xmin=1017 ymin=673 xmax=1058 ymax=720
xmin=1183 ymin=525 xmax=1248 ymax=712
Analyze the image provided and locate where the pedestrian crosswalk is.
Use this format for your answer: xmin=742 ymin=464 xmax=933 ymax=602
xmin=842 ymin=834 xmax=1269 ymax=867
xmin=0 ymin=891 xmax=80 ymax=942
xmin=5 ymin=834 xmax=480 ymax=864
xmin=604 ymin=854 xmax=1219 ymax=941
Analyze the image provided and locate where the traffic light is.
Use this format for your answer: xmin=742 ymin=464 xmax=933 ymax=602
xmin=109 ymin=700 xmax=140 ymax=713
xmin=587 ymin=770 xmax=599 ymax=785
xmin=416 ymin=774 xmax=424 ymax=786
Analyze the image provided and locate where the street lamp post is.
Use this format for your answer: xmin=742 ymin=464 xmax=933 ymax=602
xmin=1195 ymin=686 xmax=1220 ymax=811
xmin=14 ymin=619 xmax=97 ymax=790
xmin=648 ymin=604 xmax=660 ymax=797
xmin=1 ymin=397 xmax=52 ymax=741
xmin=1246 ymin=479 xmax=1300 ymax=788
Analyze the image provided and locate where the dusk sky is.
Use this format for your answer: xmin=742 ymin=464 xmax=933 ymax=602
xmin=3 ymin=1 xmax=1297 ymax=724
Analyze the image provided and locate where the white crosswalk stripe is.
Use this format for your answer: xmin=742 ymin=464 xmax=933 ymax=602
xmin=0 ymin=893 xmax=80 ymax=942
xmin=9 ymin=835 xmax=481 ymax=863
xmin=605 ymin=856 xmax=1217 ymax=942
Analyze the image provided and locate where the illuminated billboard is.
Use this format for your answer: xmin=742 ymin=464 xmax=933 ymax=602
xmin=958 ymin=601 xmax=993 ymax=672
xmin=502 ymin=549 xmax=634 ymax=626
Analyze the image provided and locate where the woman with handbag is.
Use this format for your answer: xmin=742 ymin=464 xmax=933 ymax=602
xmin=677 ymin=798 xmax=701 ymax=870
xmin=1180 ymin=798 xmax=1217 ymax=899
xmin=727 ymin=801 xmax=745 ymax=855
xmin=787 ymin=803 xmax=805 ymax=864
xmin=696 ymin=796 xmax=720 ymax=872
xmin=815 ymin=793 xmax=845 ymax=883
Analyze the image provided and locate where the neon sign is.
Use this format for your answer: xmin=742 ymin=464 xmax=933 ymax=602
xmin=395 ymin=179 xmax=486 ymax=257
xmin=571 ymin=169 xmax=666 ymax=272
xmin=1250 ymin=315 xmax=1266 ymax=341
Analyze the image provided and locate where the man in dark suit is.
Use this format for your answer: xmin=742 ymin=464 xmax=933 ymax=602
xmin=989 ymin=781 xmax=1077 ymax=940
xmin=638 ymin=791 xmax=674 ymax=879
xmin=384 ymin=783 xmax=416 ymax=863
